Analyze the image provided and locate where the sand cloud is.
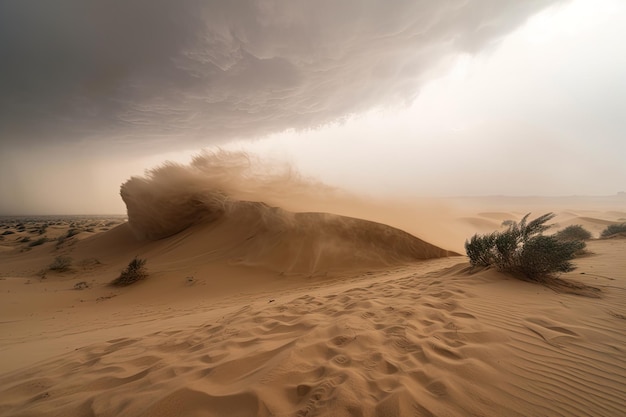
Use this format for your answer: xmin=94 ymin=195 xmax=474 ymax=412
xmin=0 ymin=0 xmax=561 ymax=150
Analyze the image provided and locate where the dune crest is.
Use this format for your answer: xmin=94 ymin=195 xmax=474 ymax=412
xmin=120 ymin=150 xmax=339 ymax=240
xmin=189 ymin=202 xmax=456 ymax=274
xmin=120 ymin=151 xmax=456 ymax=274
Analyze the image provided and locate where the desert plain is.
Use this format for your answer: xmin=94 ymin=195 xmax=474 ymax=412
xmin=0 ymin=191 xmax=625 ymax=417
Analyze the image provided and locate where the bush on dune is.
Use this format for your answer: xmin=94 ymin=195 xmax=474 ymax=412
xmin=600 ymin=223 xmax=626 ymax=238
xmin=110 ymin=257 xmax=148 ymax=287
xmin=49 ymin=256 xmax=73 ymax=272
xmin=465 ymin=213 xmax=585 ymax=281
xmin=554 ymin=225 xmax=592 ymax=241
xmin=28 ymin=237 xmax=48 ymax=247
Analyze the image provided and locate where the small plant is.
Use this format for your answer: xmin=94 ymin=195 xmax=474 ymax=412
xmin=465 ymin=213 xmax=585 ymax=281
xmin=465 ymin=232 xmax=497 ymax=267
xmin=57 ymin=228 xmax=80 ymax=245
xmin=74 ymin=281 xmax=90 ymax=290
xmin=78 ymin=258 xmax=102 ymax=268
xmin=554 ymin=225 xmax=592 ymax=242
xmin=28 ymin=237 xmax=48 ymax=247
xmin=49 ymin=256 xmax=72 ymax=272
xmin=600 ymin=223 xmax=626 ymax=238
xmin=110 ymin=257 xmax=148 ymax=287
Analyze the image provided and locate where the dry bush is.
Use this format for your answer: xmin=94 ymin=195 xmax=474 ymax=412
xmin=554 ymin=225 xmax=592 ymax=241
xmin=601 ymin=223 xmax=626 ymax=238
xmin=110 ymin=257 xmax=148 ymax=287
xmin=49 ymin=256 xmax=72 ymax=272
xmin=28 ymin=237 xmax=48 ymax=247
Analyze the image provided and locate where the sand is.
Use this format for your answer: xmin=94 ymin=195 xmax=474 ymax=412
xmin=0 ymin=197 xmax=625 ymax=416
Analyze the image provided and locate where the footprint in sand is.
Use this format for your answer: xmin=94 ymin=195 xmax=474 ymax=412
xmin=330 ymin=335 xmax=354 ymax=347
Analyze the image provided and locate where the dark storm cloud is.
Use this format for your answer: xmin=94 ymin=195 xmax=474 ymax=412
xmin=0 ymin=0 xmax=562 ymax=150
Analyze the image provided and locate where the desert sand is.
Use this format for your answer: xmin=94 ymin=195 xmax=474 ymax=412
xmin=1 ymin=178 xmax=625 ymax=416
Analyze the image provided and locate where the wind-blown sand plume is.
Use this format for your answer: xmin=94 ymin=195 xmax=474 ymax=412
xmin=119 ymin=150 xmax=466 ymax=252
xmin=120 ymin=151 xmax=339 ymax=240
xmin=119 ymin=150 xmax=456 ymax=274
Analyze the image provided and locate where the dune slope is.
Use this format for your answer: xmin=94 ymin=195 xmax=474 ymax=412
xmin=157 ymin=202 xmax=456 ymax=274
xmin=0 ymin=239 xmax=624 ymax=417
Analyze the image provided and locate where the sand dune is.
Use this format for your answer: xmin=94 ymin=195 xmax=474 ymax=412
xmin=71 ymin=202 xmax=456 ymax=278
xmin=118 ymin=156 xmax=456 ymax=274
xmin=1 ymin=188 xmax=625 ymax=416
xmin=141 ymin=201 xmax=456 ymax=275
xmin=0 ymin=239 xmax=624 ymax=417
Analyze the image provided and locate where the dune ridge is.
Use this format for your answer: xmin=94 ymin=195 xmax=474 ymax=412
xmin=119 ymin=152 xmax=457 ymax=275
xmin=117 ymin=199 xmax=456 ymax=276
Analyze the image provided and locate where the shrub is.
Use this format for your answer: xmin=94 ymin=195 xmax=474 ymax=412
xmin=57 ymin=228 xmax=80 ymax=245
xmin=110 ymin=257 xmax=148 ymax=287
xmin=74 ymin=281 xmax=90 ymax=290
xmin=600 ymin=223 xmax=626 ymax=238
xmin=465 ymin=232 xmax=497 ymax=267
xmin=465 ymin=213 xmax=585 ymax=281
xmin=28 ymin=237 xmax=48 ymax=247
xmin=554 ymin=225 xmax=593 ymax=241
xmin=49 ymin=256 xmax=72 ymax=272
xmin=516 ymin=235 xmax=584 ymax=278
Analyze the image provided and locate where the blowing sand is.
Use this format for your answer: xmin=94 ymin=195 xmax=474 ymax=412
xmin=0 ymin=160 xmax=625 ymax=416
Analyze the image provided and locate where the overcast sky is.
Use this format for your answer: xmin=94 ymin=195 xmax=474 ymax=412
xmin=1 ymin=0 xmax=624 ymax=214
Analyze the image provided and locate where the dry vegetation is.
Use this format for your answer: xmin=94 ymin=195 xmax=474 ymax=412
xmin=554 ymin=224 xmax=593 ymax=241
xmin=0 ymin=215 xmax=126 ymax=252
xmin=49 ymin=256 xmax=73 ymax=272
xmin=601 ymin=223 xmax=626 ymax=238
xmin=110 ymin=257 xmax=148 ymax=287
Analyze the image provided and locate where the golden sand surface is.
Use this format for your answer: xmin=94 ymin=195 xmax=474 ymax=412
xmin=0 ymin=201 xmax=624 ymax=416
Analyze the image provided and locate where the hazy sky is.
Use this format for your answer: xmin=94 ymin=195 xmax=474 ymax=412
xmin=1 ymin=0 xmax=625 ymax=214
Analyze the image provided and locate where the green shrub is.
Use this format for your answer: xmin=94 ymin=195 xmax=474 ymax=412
xmin=516 ymin=235 xmax=584 ymax=278
xmin=49 ymin=256 xmax=72 ymax=272
xmin=465 ymin=213 xmax=585 ymax=281
xmin=110 ymin=257 xmax=148 ymax=287
xmin=600 ymin=223 xmax=626 ymax=238
xmin=554 ymin=225 xmax=593 ymax=241
xmin=465 ymin=232 xmax=497 ymax=267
